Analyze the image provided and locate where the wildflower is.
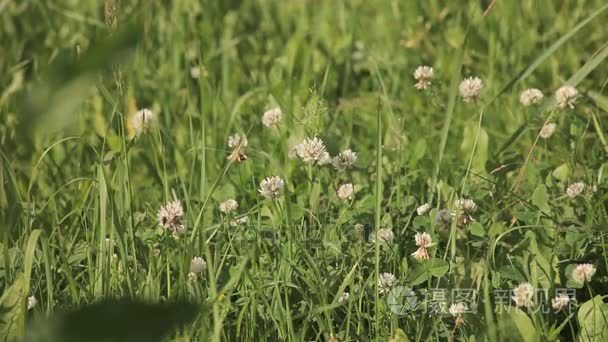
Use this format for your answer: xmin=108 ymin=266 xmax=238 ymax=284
xmin=262 ymin=107 xmax=282 ymax=127
xmin=413 ymin=65 xmax=434 ymax=90
xmin=259 ymin=176 xmax=285 ymax=199
xmin=318 ymin=152 xmax=331 ymax=165
xmin=435 ymin=209 xmax=453 ymax=228
xmin=130 ymin=108 xmax=154 ymax=135
xmin=190 ymin=65 xmax=208 ymax=79
xmin=378 ymin=272 xmax=396 ymax=296
xmin=551 ymin=294 xmax=570 ymax=312
xmin=459 ymin=77 xmax=483 ymax=103
xmin=354 ymin=223 xmax=365 ymax=234
xmin=539 ymin=123 xmax=556 ymax=139
xmin=158 ymin=200 xmax=185 ymax=235
xmin=511 ymin=282 xmax=534 ymax=308
xmin=416 ymin=203 xmax=431 ymax=216
xmin=449 ymin=302 xmax=467 ymax=328
xmin=337 ymin=183 xmax=354 ymax=201
xmin=411 ymin=232 xmax=433 ymax=261
xmin=338 ymin=292 xmax=350 ymax=303
xmin=219 ymin=199 xmax=238 ymax=213
xmin=571 ymin=263 xmax=596 ymax=284
xmin=555 ymin=85 xmax=578 ymax=109
xmin=332 ymin=149 xmax=358 ymax=171
xmin=190 ymin=256 xmax=207 ymax=274
xmin=295 ymin=137 xmax=330 ymax=165
xmin=230 ymin=215 xmax=249 ymax=227
xmin=27 ymin=296 xmax=37 ymax=310
xmin=227 ymin=133 xmax=248 ymax=162
xmin=449 ymin=302 xmax=467 ymax=316
xmin=519 ymin=88 xmax=544 ymax=106
xmin=375 ymin=228 xmax=395 ymax=244
xmin=566 ymin=182 xmax=586 ymax=199
xmin=586 ymin=185 xmax=597 ymax=196
xmin=188 ymin=272 xmax=197 ymax=282
xmin=455 ymin=198 xmax=477 ymax=228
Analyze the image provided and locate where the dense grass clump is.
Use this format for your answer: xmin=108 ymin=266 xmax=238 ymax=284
xmin=1 ymin=0 xmax=608 ymax=341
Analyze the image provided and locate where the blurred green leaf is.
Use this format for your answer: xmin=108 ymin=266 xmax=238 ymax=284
xmin=0 ymin=274 xmax=26 ymax=341
xmin=26 ymin=299 xmax=201 ymax=342
xmin=577 ymin=295 xmax=608 ymax=341
xmin=461 ymin=123 xmax=489 ymax=175
xmin=17 ymin=20 xmax=142 ymax=141
xmin=410 ymin=258 xmax=449 ymax=285
xmin=552 ymin=164 xmax=570 ymax=181
xmin=470 ymin=222 xmax=485 ymax=237
xmin=531 ymin=185 xmax=550 ymax=213
xmin=498 ymin=308 xmax=539 ymax=342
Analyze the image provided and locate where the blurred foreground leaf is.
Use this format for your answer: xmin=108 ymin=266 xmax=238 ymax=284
xmin=25 ymin=299 xmax=200 ymax=342
xmin=0 ymin=274 xmax=26 ymax=341
xmin=577 ymin=295 xmax=608 ymax=341
xmin=17 ymin=19 xmax=142 ymax=143
xmin=497 ymin=307 xmax=539 ymax=342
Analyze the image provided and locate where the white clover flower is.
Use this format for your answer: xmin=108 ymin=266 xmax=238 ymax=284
xmin=450 ymin=302 xmax=467 ymax=328
xmin=412 ymin=232 xmax=433 ymax=261
xmin=158 ymin=200 xmax=184 ymax=234
xmin=572 ymin=263 xmax=596 ymax=284
xmin=354 ymin=223 xmax=365 ymax=233
xmin=449 ymin=302 xmax=468 ymax=317
xmin=416 ymin=203 xmax=431 ymax=216
xmin=318 ymin=151 xmax=331 ymax=166
xmin=551 ymin=294 xmax=570 ymax=312
xmin=377 ymin=272 xmax=396 ymax=296
xmin=187 ymin=272 xmax=198 ymax=282
xmin=262 ymin=107 xmax=282 ymax=127
xmin=337 ymin=183 xmax=354 ymax=201
xmin=27 ymin=295 xmax=37 ymax=310
xmin=459 ymin=77 xmax=483 ymax=103
xmin=219 ymin=199 xmax=238 ymax=213
xmin=130 ymin=108 xmax=154 ymax=135
xmin=455 ymin=198 xmax=477 ymax=228
xmin=227 ymin=133 xmax=248 ymax=162
xmin=555 ymin=85 xmax=578 ymax=109
xmin=539 ymin=123 xmax=556 ymax=139
xmin=414 ymin=232 xmax=433 ymax=248
xmin=190 ymin=256 xmax=207 ymax=274
xmin=456 ymin=199 xmax=477 ymax=213
xmin=338 ymin=292 xmax=350 ymax=303
xmin=519 ymin=88 xmax=544 ymax=106
xmin=332 ymin=149 xmax=358 ymax=171
xmin=230 ymin=215 xmax=249 ymax=227
xmin=295 ymin=137 xmax=330 ymax=165
xmin=227 ymin=133 xmax=248 ymax=149
xmin=411 ymin=247 xmax=430 ymax=261
xmin=586 ymin=185 xmax=597 ymax=196
xmin=376 ymin=228 xmax=395 ymax=244
xmin=511 ymin=282 xmax=534 ymax=308
xmin=414 ymin=65 xmax=434 ymax=90
xmin=259 ymin=176 xmax=285 ymax=199
xmin=566 ymin=182 xmax=586 ymax=199
xmin=190 ymin=67 xmax=200 ymax=79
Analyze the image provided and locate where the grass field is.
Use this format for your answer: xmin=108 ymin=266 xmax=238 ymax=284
xmin=2 ymin=0 xmax=608 ymax=341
